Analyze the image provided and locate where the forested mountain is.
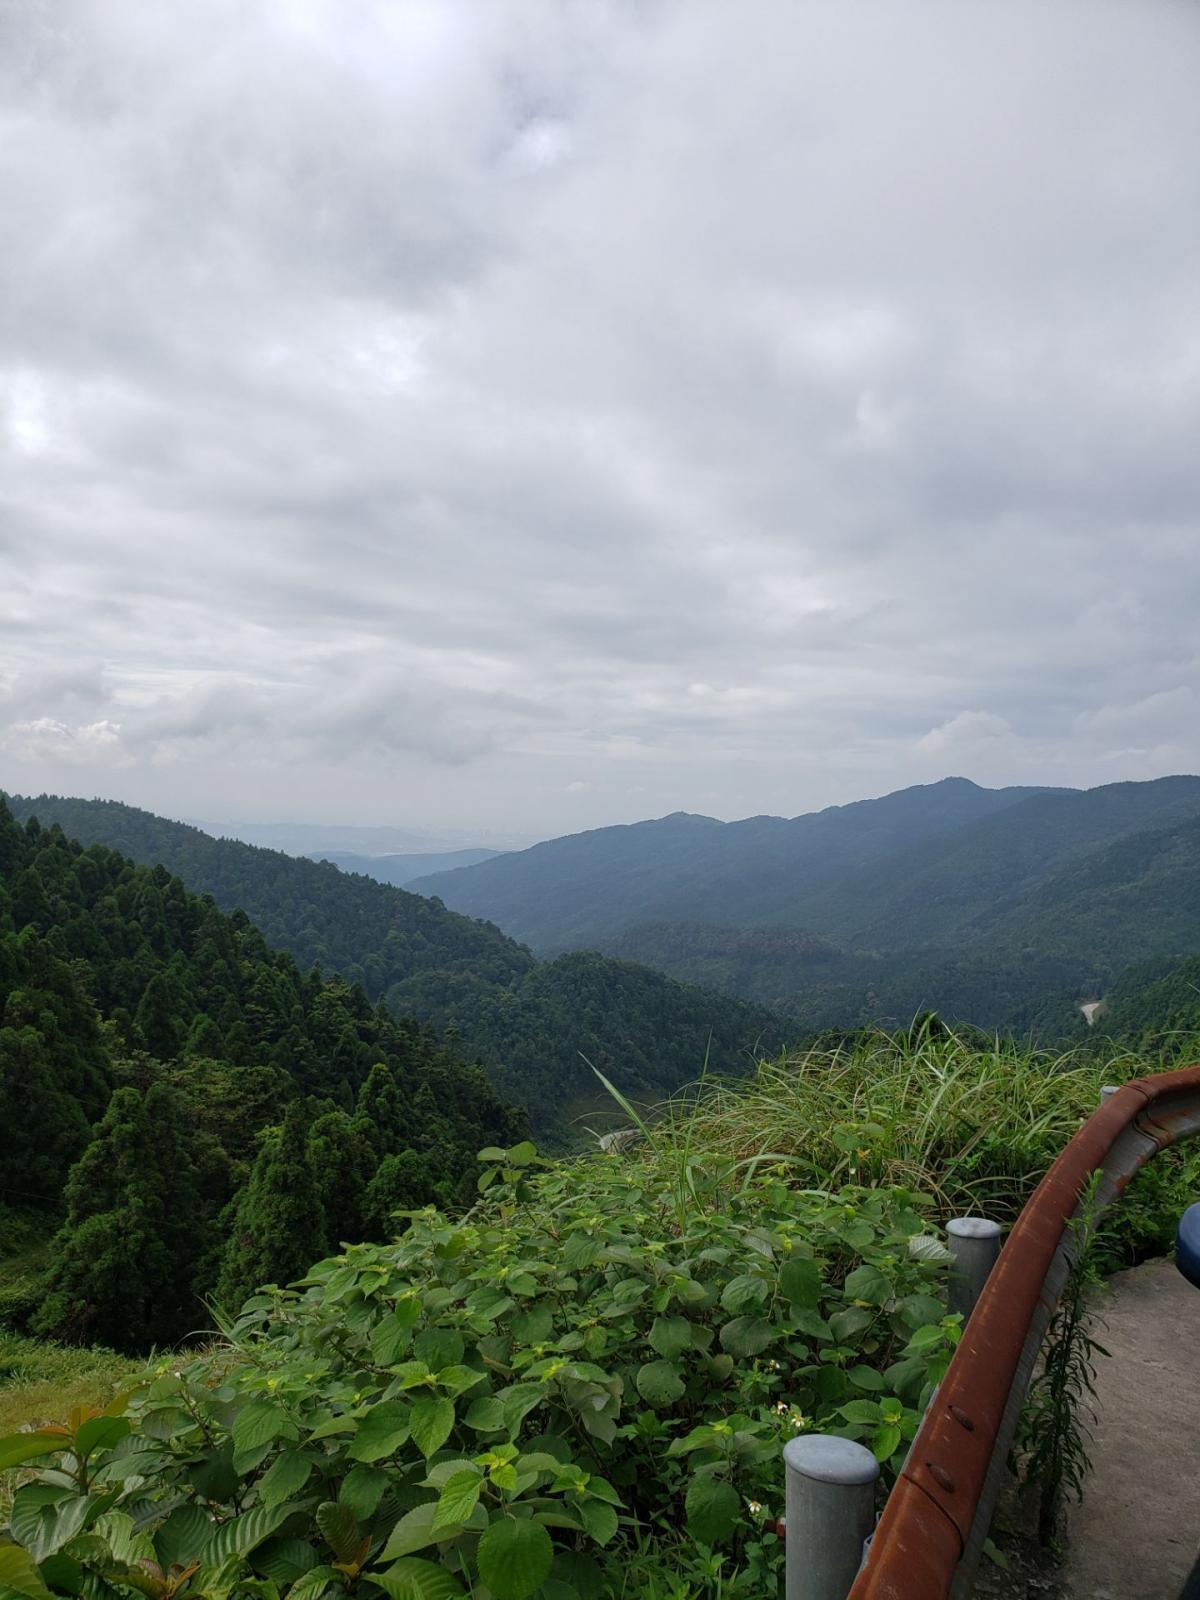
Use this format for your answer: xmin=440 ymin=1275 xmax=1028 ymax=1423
xmin=409 ymin=777 xmax=1054 ymax=951
xmin=5 ymin=794 xmax=791 ymax=1127
xmin=0 ymin=798 xmax=522 ymax=1348
xmin=410 ymin=776 xmax=1200 ymax=956
xmin=407 ymin=776 xmax=1200 ymax=1034
xmin=1093 ymin=951 xmax=1200 ymax=1054
xmin=306 ymin=846 xmax=504 ymax=886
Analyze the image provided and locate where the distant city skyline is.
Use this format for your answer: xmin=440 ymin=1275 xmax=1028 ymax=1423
xmin=3 ymin=2 xmax=1199 ymax=835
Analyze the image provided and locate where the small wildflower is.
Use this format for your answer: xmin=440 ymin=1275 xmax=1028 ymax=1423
xmin=747 ymin=1499 xmax=764 ymax=1516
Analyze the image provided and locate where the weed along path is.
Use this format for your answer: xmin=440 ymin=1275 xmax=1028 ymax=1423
xmin=1061 ymin=1259 xmax=1200 ymax=1599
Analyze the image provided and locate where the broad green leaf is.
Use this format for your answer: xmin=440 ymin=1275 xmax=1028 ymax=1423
xmin=497 ymin=1383 xmax=544 ymax=1437
xmin=843 ymin=1265 xmax=891 ymax=1306
xmin=414 ymin=1329 xmax=465 ymax=1372
xmin=432 ymin=1468 xmax=483 ymax=1529
xmin=685 ymin=1475 xmax=740 ymax=1546
xmin=828 ymin=1306 xmax=872 ymax=1342
xmin=718 ymin=1317 xmax=774 ymax=1358
xmin=317 ymin=1501 xmax=364 ymax=1565
xmin=258 ymin=1448 xmax=312 ymax=1507
xmin=372 ymin=1312 xmax=415 ymax=1366
xmin=380 ymin=1503 xmax=445 ymax=1561
xmin=847 ymin=1364 xmax=887 ymax=1392
xmin=905 ymin=1324 xmax=947 ymax=1353
xmin=719 ymin=1274 xmax=768 ymax=1314
xmin=410 ymin=1396 xmax=455 ymax=1459
xmin=0 ymin=1433 xmax=65 ymax=1470
xmin=840 ymin=1400 xmax=882 ymax=1424
xmin=477 ymin=1517 xmax=554 ymax=1600
xmin=779 ymin=1257 xmax=822 ymax=1308
xmin=0 ymin=1544 xmax=53 ymax=1600
xmin=285 ymin=1563 xmax=342 ymax=1600
xmin=436 ymin=1365 xmax=483 ymax=1399
xmin=511 ymin=1305 xmax=554 ymax=1344
xmin=350 ymin=1401 xmax=411 ymax=1462
xmin=339 ymin=1464 xmax=390 ymax=1520
xmin=647 ymin=1316 xmax=691 ymax=1360
xmin=871 ymin=1423 xmax=902 ymax=1461
xmin=74 ymin=1415 xmax=131 ymax=1460
xmin=465 ymin=1396 xmax=506 ymax=1433
xmin=154 ymin=1503 xmax=214 ymax=1568
xmin=635 ymin=1360 xmax=685 ymax=1408
xmin=253 ymin=1536 xmax=318 ymax=1586
xmin=895 ymin=1293 xmax=947 ymax=1331
xmin=375 ymin=1556 xmax=467 ymax=1599
xmin=380 ymin=1499 xmax=483 ymax=1562
xmin=578 ymin=1500 xmax=618 ymax=1547
xmin=202 ymin=1501 xmax=296 ymax=1564
xmin=232 ymin=1399 xmax=293 ymax=1455
xmin=908 ymin=1235 xmax=952 ymax=1264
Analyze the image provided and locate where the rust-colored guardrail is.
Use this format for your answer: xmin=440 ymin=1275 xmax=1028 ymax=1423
xmin=849 ymin=1063 xmax=1200 ymax=1600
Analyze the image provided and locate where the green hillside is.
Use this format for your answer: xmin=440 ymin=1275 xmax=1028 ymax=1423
xmin=410 ymin=778 xmax=1052 ymax=951
xmin=0 ymin=799 xmax=522 ymax=1348
xmin=4 ymin=794 xmax=791 ymax=1129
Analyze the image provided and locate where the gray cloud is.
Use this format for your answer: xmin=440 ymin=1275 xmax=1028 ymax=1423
xmin=2 ymin=0 xmax=1199 ymax=836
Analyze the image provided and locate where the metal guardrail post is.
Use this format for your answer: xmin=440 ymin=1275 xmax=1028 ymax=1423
xmin=945 ymin=1216 xmax=1002 ymax=1322
xmin=783 ymin=1434 xmax=879 ymax=1600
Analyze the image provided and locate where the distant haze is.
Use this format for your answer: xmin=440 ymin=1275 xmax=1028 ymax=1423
xmin=2 ymin=2 xmax=1199 ymax=834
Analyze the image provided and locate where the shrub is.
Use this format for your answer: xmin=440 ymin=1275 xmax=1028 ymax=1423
xmin=0 ymin=1140 xmax=958 ymax=1599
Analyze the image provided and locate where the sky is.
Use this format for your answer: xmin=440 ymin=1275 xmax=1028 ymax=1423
xmin=2 ymin=0 xmax=1199 ymax=844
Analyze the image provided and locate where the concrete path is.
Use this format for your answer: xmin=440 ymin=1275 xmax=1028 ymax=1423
xmin=1062 ymin=1258 xmax=1200 ymax=1600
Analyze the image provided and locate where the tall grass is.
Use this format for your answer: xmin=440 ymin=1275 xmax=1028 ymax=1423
xmin=636 ymin=1020 xmax=1156 ymax=1226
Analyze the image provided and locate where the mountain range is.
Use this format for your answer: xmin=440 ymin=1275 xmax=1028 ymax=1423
xmin=304 ymin=847 xmax=505 ymax=887
xmin=3 ymin=793 xmax=788 ymax=1132
xmin=408 ymin=776 xmax=1200 ymax=1029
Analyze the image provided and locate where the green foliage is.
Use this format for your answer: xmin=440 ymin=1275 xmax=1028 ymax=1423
xmin=0 ymin=799 xmax=525 ymax=1350
xmin=216 ymin=1108 xmax=328 ymax=1313
xmin=32 ymin=1085 xmax=214 ymax=1352
xmin=3 ymin=794 xmax=791 ymax=1131
xmin=0 ymin=1139 xmax=958 ymax=1597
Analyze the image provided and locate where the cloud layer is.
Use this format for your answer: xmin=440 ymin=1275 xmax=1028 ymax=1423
xmin=2 ymin=0 xmax=1199 ymax=836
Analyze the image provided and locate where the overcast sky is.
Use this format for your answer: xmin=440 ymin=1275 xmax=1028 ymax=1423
xmin=2 ymin=0 xmax=1199 ymax=843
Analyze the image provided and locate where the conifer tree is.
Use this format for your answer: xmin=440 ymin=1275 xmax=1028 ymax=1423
xmin=354 ymin=1061 xmax=406 ymax=1153
xmin=33 ymin=1083 xmax=208 ymax=1351
xmin=216 ymin=1106 xmax=327 ymax=1310
xmin=307 ymin=1110 xmax=377 ymax=1246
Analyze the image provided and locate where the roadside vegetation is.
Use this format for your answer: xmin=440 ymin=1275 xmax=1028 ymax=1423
xmin=3 ymin=1028 xmax=1196 ymax=1598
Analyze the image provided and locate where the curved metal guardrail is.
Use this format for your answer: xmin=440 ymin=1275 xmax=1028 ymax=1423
xmin=848 ymin=1063 xmax=1200 ymax=1600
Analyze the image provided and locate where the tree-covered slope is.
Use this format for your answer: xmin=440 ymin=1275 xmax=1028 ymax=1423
xmin=410 ymin=778 xmax=1053 ymax=951
xmin=0 ymin=798 xmax=524 ymax=1347
xmin=4 ymin=794 xmax=791 ymax=1127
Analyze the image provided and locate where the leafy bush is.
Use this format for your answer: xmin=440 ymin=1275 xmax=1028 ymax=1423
xmin=0 ymin=1141 xmax=958 ymax=1599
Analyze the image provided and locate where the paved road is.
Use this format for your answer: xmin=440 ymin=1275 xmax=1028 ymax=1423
xmin=1062 ymin=1258 xmax=1200 ymax=1600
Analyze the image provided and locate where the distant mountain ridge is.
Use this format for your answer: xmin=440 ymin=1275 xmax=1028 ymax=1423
xmin=409 ymin=778 xmax=1057 ymax=951
xmin=409 ymin=775 xmax=1200 ymax=1033
xmin=4 ymin=792 xmax=790 ymax=1131
xmin=306 ymin=848 xmax=506 ymax=887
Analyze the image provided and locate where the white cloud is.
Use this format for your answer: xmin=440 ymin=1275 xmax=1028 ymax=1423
xmin=1 ymin=0 xmax=1199 ymax=831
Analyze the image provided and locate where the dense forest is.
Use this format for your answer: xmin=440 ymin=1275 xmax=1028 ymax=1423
xmin=4 ymin=795 xmax=792 ymax=1128
xmin=0 ymin=799 xmax=524 ymax=1349
xmin=409 ymin=777 xmax=1200 ymax=1035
